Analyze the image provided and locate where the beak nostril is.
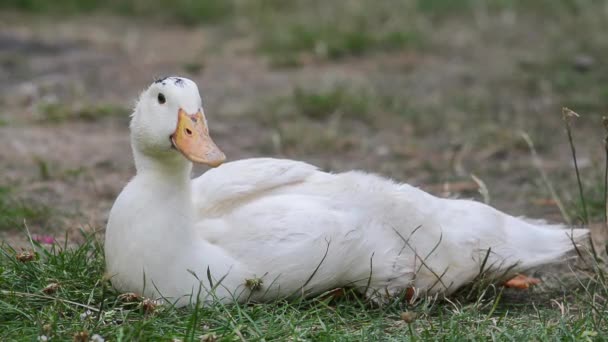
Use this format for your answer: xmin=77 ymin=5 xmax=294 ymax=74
xmin=185 ymin=128 xmax=193 ymax=136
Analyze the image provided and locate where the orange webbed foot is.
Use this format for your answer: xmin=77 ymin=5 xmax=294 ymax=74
xmin=503 ymin=274 xmax=541 ymax=289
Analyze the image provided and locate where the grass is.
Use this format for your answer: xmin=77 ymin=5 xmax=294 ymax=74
xmin=519 ymin=50 xmax=608 ymax=117
xmin=415 ymin=0 xmax=606 ymax=18
xmin=267 ymin=120 xmax=360 ymax=156
xmin=0 ymin=187 xmax=52 ymax=231
xmin=244 ymin=0 xmax=608 ymax=67
xmin=254 ymin=85 xmax=376 ymax=155
xmin=246 ymin=1 xmax=423 ymax=66
xmin=38 ymin=103 xmax=130 ymax=124
xmin=572 ymin=181 xmax=606 ymax=225
xmin=181 ymin=61 xmax=205 ymax=75
xmin=2 ymin=0 xmax=608 ymax=340
xmin=292 ymin=86 xmax=371 ymax=122
xmin=258 ymin=24 xmax=419 ymax=67
xmin=1 ymin=231 xmax=607 ymax=340
xmin=0 ymin=0 xmax=234 ymax=25
xmin=33 ymin=157 xmax=87 ymax=182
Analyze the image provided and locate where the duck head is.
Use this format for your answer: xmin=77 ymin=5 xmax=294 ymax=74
xmin=130 ymin=77 xmax=225 ymax=168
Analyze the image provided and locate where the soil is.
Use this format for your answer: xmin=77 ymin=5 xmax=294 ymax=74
xmin=0 ymin=13 xmax=604 ymax=249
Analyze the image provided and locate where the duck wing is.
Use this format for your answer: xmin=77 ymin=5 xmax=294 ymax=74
xmin=192 ymin=158 xmax=318 ymax=216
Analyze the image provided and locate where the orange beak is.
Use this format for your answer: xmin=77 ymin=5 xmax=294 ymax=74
xmin=170 ymin=108 xmax=226 ymax=167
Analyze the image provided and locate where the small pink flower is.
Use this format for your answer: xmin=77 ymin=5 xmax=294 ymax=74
xmin=32 ymin=234 xmax=55 ymax=245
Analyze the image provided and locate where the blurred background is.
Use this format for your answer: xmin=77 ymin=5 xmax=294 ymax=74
xmin=1 ymin=0 xmax=607 ymax=245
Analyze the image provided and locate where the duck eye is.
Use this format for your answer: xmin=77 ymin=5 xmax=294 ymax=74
xmin=157 ymin=93 xmax=166 ymax=104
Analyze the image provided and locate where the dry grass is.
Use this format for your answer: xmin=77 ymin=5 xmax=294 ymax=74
xmin=1 ymin=0 xmax=608 ymax=339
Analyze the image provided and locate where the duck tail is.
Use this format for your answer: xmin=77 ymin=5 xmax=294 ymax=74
xmin=500 ymin=219 xmax=589 ymax=271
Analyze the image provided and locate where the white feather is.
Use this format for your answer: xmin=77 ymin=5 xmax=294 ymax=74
xmin=105 ymin=77 xmax=588 ymax=307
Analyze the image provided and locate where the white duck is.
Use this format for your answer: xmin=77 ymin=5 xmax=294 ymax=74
xmin=105 ymin=77 xmax=588 ymax=307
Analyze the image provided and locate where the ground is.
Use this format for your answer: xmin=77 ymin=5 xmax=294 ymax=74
xmin=1 ymin=1 xmax=608 ymax=340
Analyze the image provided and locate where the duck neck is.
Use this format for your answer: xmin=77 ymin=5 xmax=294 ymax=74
xmin=133 ymin=149 xmax=193 ymax=186
xmin=132 ymin=148 xmax=196 ymax=239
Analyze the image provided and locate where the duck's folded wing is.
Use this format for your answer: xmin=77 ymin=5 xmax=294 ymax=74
xmin=192 ymin=158 xmax=318 ymax=216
